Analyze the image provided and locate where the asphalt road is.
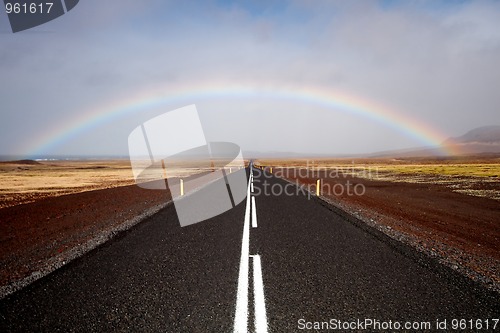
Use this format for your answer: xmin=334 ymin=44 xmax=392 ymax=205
xmin=1 ymin=165 xmax=498 ymax=332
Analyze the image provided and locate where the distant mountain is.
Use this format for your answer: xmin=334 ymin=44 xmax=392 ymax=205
xmin=366 ymin=126 xmax=500 ymax=158
xmin=444 ymin=126 xmax=500 ymax=144
xmin=442 ymin=125 xmax=500 ymax=156
xmin=0 ymin=159 xmax=42 ymax=165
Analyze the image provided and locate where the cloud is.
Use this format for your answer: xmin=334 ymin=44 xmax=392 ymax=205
xmin=1 ymin=0 xmax=499 ymax=156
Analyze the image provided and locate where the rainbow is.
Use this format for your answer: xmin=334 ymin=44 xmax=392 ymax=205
xmin=24 ymin=83 xmax=455 ymax=156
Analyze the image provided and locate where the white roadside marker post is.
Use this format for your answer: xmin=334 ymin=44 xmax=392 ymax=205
xmin=180 ymin=179 xmax=184 ymax=196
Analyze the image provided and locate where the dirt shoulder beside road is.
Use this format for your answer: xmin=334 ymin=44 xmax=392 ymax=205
xmin=261 ymin=163 xmax=500 ymax=292
xmin=0 ymin=184 xmax=170 ymax=297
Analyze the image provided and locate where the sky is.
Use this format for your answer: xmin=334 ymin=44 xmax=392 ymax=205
xmin=0 ymin=0 xmax=499 ymax=157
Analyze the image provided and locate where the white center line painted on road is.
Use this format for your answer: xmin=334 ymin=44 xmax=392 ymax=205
xmin=251 ymin=196 xmax=258 ymax=228
xmin=234 ymin=164 xmax=268 ymax=333
xmin=234 ymin=167 xmax=252 ymax=333
xmin=251 ymin=255 xmax=268 ymax=333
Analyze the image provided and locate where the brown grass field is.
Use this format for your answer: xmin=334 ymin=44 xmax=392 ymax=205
xmin=255 ymin=157 xmax=500 ymax=200
xmin=0 ymin=160 xmax=136 ymax=209
xmin=0 ymin=159 xmax=233 ymax=209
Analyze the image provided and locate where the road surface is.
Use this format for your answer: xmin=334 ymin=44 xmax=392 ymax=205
xmin=1 ymin=165 xmax=498 ymax=332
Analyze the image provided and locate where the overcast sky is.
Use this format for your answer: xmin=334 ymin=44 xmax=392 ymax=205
xmin=1 ymin=0 xmax=499 ymax=157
